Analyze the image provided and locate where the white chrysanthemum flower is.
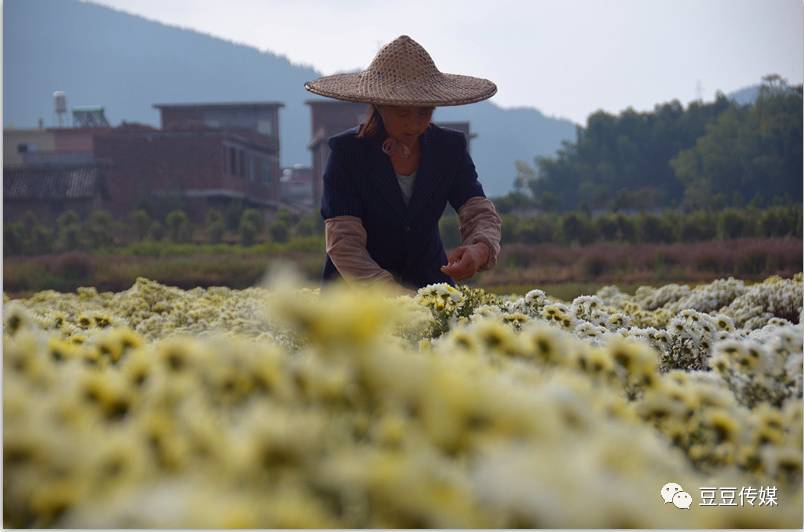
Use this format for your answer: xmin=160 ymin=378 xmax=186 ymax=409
xmin=4 ymin=274 xmax=803 ymax=529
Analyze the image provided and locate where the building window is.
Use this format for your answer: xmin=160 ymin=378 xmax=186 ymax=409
xmin=260 ymin=159 xmax=272 ymax=183
xmin=227 ymin=146 xmax=255 ymax=178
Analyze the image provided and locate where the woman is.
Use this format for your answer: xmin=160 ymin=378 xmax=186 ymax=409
xmin=304 ymin=35 xmax=502 ymax=292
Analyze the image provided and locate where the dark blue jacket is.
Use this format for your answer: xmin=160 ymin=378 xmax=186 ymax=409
xmin=320 ymin=123 xmax=486 ymax=289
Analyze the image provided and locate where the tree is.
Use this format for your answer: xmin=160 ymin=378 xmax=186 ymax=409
xmin=513 ymin=159 xmax=536 ymax=195
xmin=492 ymin=191 xmax=534 ymax=214
xmin=56 ymin=210 xmax=82 ymax=251
xmin=148 ymin=221 xmax=165 ymax=241
xmin=639 ymin=213 xmax=676 ymax=243
xmin=758 ymin=207 xmax=788 ymax=237
xmin=241 ymin=209 xmax=265 ymax=234
xmin=86 ymin=210 xmax=116 ymax=248
xmin=31 ymin=225 xmax=54 ymax=254
xmin=672 ymin=75 xmax=802 ymax=209
xmin=539 ymin=190 xmax=558 ymax=212
xmin=561 ymin=212 xmax=597 ymax=245
xmin=275 ymin=208 xmax=299 ymax=228
xmin=130 ymin=209 xmax=152 ymax=241
xmin=206 ymin=208 xmax=223 ymax=226
xmin=595 ymin=213 xmax=619 ymax=241
xmin=239 ymin=209 xmax=265 ymax=246
xmin=165 ymin=210 xmax=191 ymax=242
xmin=500 ymin=214 xmax=521 ymax=243
xmin=57 ymin=210 xmax=80 ymax=228
xmin=205 ymin=209 xmax=225 ymax=243
xmin=679 ymin=210 xmax=717 ymax=241
xmin=239 ymin=221 xmax=258 ymax=246
xmin=16 ymin=211 xmax=54 ymax=254
xmin=615 ymin=213 xmax=639 ymax=243
xmin=294 ymin=214 xmax=318 ymax=238
xmin=528 ymin=90 xmax=734 ymax=211
xmin=4 ymin=222 xmax=25 ymax=255
xmin=267 ymin=220 xmax=289 ymax=244
xmin=517 ymin=214 xmax=558 ymax=243
xmin=718 ymin=209 xmax=749 ymax=239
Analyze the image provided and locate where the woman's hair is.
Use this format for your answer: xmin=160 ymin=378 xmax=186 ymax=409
xmin=356 ymin=104 xmax=386 ymax=140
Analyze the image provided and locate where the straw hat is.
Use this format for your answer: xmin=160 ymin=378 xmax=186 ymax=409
xmin=304 ymin=35 xmax=497 ymax=106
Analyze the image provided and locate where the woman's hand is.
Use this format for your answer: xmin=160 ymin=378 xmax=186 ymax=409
xmin=440 ymin=243 xmax=490 ymax=281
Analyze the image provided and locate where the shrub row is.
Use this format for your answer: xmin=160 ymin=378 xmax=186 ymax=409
xmin=440 ymin=205 xmax=802 ymax=247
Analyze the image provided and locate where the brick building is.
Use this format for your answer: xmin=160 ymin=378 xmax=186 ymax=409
xmin=4 ymin=127 xmax=102 ymax=167
xmin=154 ymin=101 xmax=283 ymax=198
xmin=92 ymin=122 xmax=281 ymax=218
xmin=3 ymin=164 xmax=108 ymax=224
xmin=305 ymin=99 xmax=475 ymax=209
xmin=4 ymin=126 xmax=108 ymax=223
xmin=4 ymin=101 xmax=286 ymax=223
xmin=4 ymin=128 xmax=57 ymax=166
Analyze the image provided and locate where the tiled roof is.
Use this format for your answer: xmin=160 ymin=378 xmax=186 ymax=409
xmin=3 ymin=166 xmax=103 ymax=200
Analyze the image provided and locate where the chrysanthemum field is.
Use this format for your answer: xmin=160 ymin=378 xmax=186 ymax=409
xmin=4 ymin=273 xmax=803 ymax=528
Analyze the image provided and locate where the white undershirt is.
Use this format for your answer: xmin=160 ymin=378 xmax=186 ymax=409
xmin=396 ymin=170 xmax=417 ymax=205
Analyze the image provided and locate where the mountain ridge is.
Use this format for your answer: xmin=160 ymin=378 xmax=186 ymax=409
xmin=4 ymin=0 xmax=580 ymax=196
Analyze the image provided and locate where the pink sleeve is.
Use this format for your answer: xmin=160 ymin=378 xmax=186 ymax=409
xmin=325 ymin=215 xmax=397 ymax=284
xmin=457 ymin=196 xmax=502 ymax=271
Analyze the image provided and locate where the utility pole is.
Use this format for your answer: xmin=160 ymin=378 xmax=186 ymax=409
xmin=695 ymin=79 xmax=704 ymax=102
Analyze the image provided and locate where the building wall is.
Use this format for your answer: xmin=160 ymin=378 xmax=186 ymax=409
xmin=52 ymin=127 xmax=102 ymax=153
xmin=6 ymin=108 xmax=286 ymax=223
xmin=156 ymin=104 xmax=283 ymax=200
xmin=3 ymin=129 xmax=57 ymax=167
xmin=158 ymin=105 xmax=282 ymax=141
xmin=93 ymin=130 xmax=276 ymax=216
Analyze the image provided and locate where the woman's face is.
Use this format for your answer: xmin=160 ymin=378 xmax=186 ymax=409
xmin=377 ymin=105 xmax=434 ymax=145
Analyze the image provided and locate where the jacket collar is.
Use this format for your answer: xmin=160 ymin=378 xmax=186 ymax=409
xmin=367 ymin=124 xmax=436 ymax=220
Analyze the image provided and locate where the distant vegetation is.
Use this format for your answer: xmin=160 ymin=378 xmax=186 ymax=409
xmin=6 ymin=202 xmax=801 ymax=258
xmin=440 ymin=204 xmax=801 ymax=247
xmin=4 ymin=204 xmax=801 ymax=296
xmin=3 ymin=206 xmax=323 ymax=256
xmin=501 ymin=75 xmax=802 ymax=212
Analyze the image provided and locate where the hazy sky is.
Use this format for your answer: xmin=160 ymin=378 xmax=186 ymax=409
xmin=90 ymin=0 xmax=802 ymax=124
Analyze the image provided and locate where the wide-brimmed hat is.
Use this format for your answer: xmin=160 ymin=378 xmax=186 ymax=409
xmin=304 ymin=35 xmax=497 ymax=107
